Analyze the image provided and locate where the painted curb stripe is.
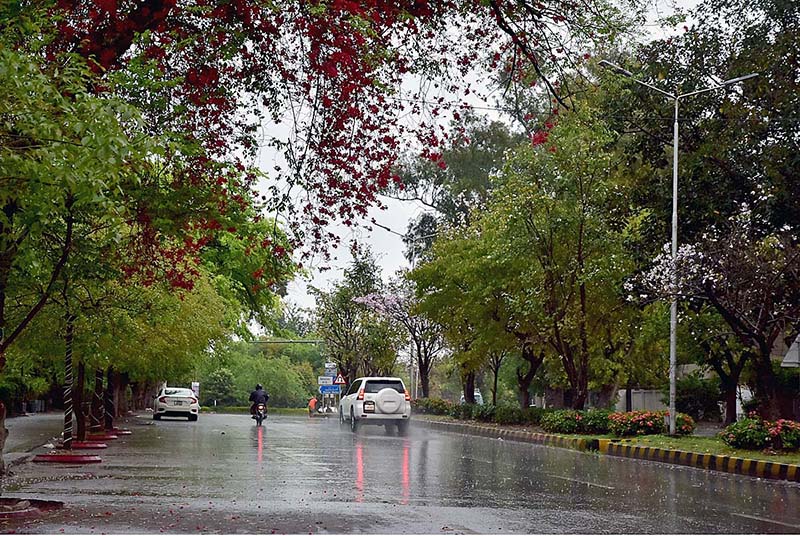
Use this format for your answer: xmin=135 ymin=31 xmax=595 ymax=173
xmin=734 ymin=458 xmax=743 ymax=474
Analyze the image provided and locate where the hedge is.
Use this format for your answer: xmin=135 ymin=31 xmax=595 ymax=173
xmin=720 ymin=415 xmax=800 ymax=451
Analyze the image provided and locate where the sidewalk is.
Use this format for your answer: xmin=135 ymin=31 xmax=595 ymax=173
xmin=3 ymin=412 xmax=65 ymax=468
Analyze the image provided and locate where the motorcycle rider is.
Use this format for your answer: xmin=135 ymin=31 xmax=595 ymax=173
xmin=249 ymin=383 xmax=269 ymax=418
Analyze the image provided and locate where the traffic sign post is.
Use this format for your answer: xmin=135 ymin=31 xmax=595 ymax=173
xmin=318 ymin=376 xmax=333 ymax=385
xmin=319 ymin=385 xmax=340 ymax=395
xmin=333 ymin=374 xmax=346 ymax=385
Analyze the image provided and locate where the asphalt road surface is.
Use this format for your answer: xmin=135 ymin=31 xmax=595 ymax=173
xmin=4 ymin=413 xmax=800 ymax=533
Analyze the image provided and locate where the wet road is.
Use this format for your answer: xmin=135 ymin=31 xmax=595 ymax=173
xmin=4 ymin=413 xmax=800 ymax=533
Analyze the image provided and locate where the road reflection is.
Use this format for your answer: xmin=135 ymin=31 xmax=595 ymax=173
xmin=257 ymin=426 xmax=263 ymax=463
xmin=355 ymin=442 xmax=364 ymax=503
xmin=401 ymin=439 xmax=410 ymax=505
xmin=353 ymin=437 xmax=411 ymax=504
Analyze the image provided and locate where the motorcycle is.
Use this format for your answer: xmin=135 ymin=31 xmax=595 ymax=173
xmin=254 ymin=403 xmax=267 ymax=426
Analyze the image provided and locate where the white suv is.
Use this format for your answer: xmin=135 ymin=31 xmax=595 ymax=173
xmin=340 ymin=377 xmax=411 ymax=435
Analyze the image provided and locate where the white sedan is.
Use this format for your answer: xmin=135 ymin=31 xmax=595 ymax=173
xmin=153 ymin=387 xmax=199 ymax=421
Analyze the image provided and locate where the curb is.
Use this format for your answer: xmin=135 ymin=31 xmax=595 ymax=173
xmin=414 ymin=419 xmax=595 ymax=451
xmin=597 ymin=439 xmax=800 ymax=483
xmin=415 ymin=418 xmax=800 ymax=483
xmin=5 ymin=452 xmax=36 ymax=470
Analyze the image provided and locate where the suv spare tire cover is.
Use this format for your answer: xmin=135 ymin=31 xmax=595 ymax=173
xmin=375 ymin=388 xmax=404 ymax=414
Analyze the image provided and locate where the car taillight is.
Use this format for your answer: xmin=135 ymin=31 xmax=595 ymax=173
xmin=158 ymin=396 xmax=166 ymax=403
xmin=404 ymin=391 xmax=411 ymax=401
xmin=357 ymin=388 xmax=365 ymax=401
xmin=190 ymin=397 xmax=198 ymax=404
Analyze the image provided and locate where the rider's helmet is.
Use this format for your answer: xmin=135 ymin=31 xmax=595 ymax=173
xmin=255 ymin=383 xmax=263 ymax=390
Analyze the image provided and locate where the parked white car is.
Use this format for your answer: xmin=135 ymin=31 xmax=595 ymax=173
xmin=153 ymin=387 xmax=199 ymax=421
xmin=460 ymin=389 xmax=484 ymax=405
xmin=340 ymin=377 xmax=411 ymax=435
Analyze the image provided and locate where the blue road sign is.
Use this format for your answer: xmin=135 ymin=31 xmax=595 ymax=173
xmin=319 ymin=385 xmax=341 ymax=395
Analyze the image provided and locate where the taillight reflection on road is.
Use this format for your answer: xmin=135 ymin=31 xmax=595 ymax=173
xmin=402 ymin=440 xmax=410 ymax=505
xmin=257 ymin=426 xmax=263 ymax=463
xmin=355 ymin=442 xmax=364 ymax=503
xmin=353 ymin=439 xmax=411 ymax=505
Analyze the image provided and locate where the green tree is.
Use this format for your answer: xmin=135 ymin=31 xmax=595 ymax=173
xmin=202 ymin=368 xmax=237 ymax=406
xmin=312 ymin=247 xmax=405 ymax=384
xmin=391 ymin=114 xmax=524 ymax=262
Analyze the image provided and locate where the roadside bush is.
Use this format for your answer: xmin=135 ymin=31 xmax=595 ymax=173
xmin=674 ymin=412 xmax=696 ymax=436
xmin=412 ymin=397 xmax=452 ymax=415
xmin=493 ymin=405 xmax=524 ymax=425
xmin=473 ymin=404 xmax=496 ymax=422
xmin=721 ymin=416 xmax=800 ymax=451
xmin=539 ymin=409 xmax=611 ymax=434
xmin=449 ymin=402 xmax=474 ymax=420
xmin=541 ymin=410 xmax=581 ymax=434
xmin=609 ymin=410 xmax=695 ymax=436
xmin=769 ymin=420 xmax=800 ymax=450
xmin=720 ymin=417 xmax=770 ymax=449
xmin=521 ymin=407 xmax=548 ymax=426
xmin=663 ymin=375 xmax=721 ymax=422
xmin=609 ymin=410 xmax=666 ymax=436
xmin=581 ymin=409 xmax=612 ymax=434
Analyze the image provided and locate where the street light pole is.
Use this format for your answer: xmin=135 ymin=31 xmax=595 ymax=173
xmin=599 ymin=60 xmax=758 ymax=434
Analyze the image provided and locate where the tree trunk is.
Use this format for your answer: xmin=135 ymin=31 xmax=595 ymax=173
xmin=419 ymin=369 xmax=430 ymax=399
xmin=625 ymin=378 xmax=633 ymax=412
xmin=753 ymin=352 xmax=780 ymax=419
xmin=114 ymin=373 xmax=130 ymax=417
xmin=75 ymin=361 xmax=87 ymax=441
xmin=417 ymin=341 xmax=432 ymax=398
xmin=723 ymin=383 xmax=738 ymax=425
xmin=572 ymin=386 xmax=588 ymax=410
xmin=516 ymin=344 xmax=544 ymax=409
xmin=492 ymin=368 xmax=499 ymax=406
xmin=90 ymin=369 xmax=104 ymax=433
xmin=104 ymin=367 xmax=115 ymax=429
xmin=0 ymin=400 xmax=7 ymax=478
xmin=62 ymin=315 xmax=76 ymax=450
xmin=463 ymin=371 xmax=475 ymax=404
xmin=515 ymin=363 xmax=535 ymax=409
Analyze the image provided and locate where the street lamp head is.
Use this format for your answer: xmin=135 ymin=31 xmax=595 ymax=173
xmin=721 ymin=72 xmax=759 ymax=85
xmin=598 ymin=59 xmax=634 ymax=78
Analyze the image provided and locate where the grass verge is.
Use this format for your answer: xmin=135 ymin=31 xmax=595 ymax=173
xmin=617 ymin=434 xmax=800 ymax=465
xmin=200 ymin=406 xmax=308 ymax=415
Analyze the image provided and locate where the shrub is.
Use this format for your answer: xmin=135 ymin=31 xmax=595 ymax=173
xmin=581 ymin=409 xmax=612 ymax=434
xmin=494 ymin=405 xmax=524 ymax=425
xmin=609 ymin=410 xmax=666 ymax=436
xmin=538 ymin=409 xmax=611 ymax=434
xmin=522 ymin=407 xmax=548 ymax=426
xmin=412 ymin=397 xmax=452 ymax=415
xmin=720 ymin=417 xmax=770 ymax=449
xmin=769 ymin=419 xmax=800 ymax=450
xmin=674 ymin=412 xmax=696 ymax=436
xmin=541 ymin=410 xmax=581 ymax=434
xmin=721 ymin=416 xmax=800 ymax=451
xmin=663 ymin=375 xmax=721 ymax=421
xmin=608 ymin=410 xmax=695 ymax=437
xmin=473 ymin=404 xmax=497 ymax=423
xmin=449 ymin=402 xmax=474 ymax=420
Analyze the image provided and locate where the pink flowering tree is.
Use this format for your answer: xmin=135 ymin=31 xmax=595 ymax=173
xmin=633 ymin=214 xmax=800 ymax=419
xmin=354 ymin=274 xmax=445 ymax=398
